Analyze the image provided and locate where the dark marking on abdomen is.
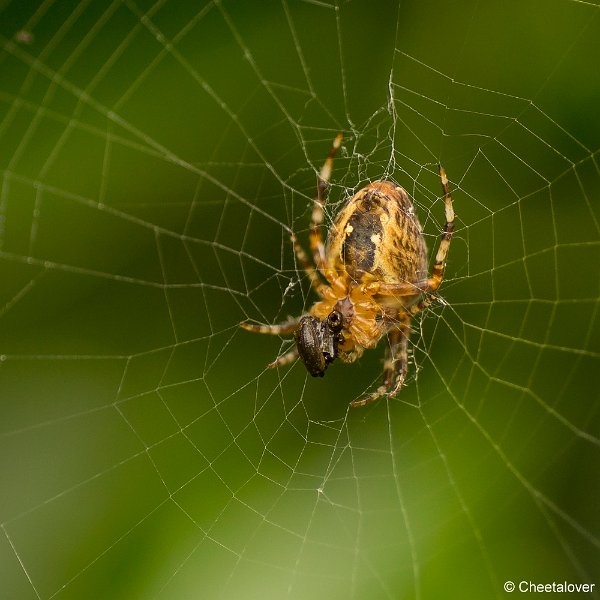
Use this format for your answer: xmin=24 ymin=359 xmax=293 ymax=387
xmin=342 ymin=211 xmax=382 ymax=277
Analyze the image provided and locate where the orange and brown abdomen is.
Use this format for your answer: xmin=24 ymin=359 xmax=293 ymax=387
xmin=326 ymin=180 xmax=428 ymax=287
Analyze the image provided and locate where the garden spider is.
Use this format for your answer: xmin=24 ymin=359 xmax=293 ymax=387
xmin=241 ymin=133 xmax=454 ymax=407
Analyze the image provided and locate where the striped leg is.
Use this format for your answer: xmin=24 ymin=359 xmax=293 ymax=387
xmin=388 ymin=314 xmax=411 ymax=397
xmin=407 ymin=292 xmax=437 ymax=317
xmin=240 ymin=319 xmax=300 ymax=370
xmin=310 ymin=133 xmax=343 ymax=274
xmin=239 ymin=317 xmax=299 ymax=336
xmin=429 ymin=164 xmax=455 ymax=291
xmin=350 ymin=316 xmax=409 ymax=407
xmin=268 ymin=347 xmax=299 ymax=369
xmin=290 ymin=233 xmax=327 ymax=297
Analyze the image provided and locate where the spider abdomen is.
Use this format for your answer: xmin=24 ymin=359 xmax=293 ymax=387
xmin=327 ymin=180 xmax=428 ymax=287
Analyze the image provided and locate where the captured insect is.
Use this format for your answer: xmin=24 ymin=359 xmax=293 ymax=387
xmin=241 ymin=134 xmax=454 ymax=407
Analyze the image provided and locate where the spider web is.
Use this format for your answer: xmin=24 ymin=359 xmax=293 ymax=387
xmin=1 ymin=1 xmax=599 ymax=599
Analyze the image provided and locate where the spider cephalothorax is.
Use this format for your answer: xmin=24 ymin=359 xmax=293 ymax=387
xmin=241 ymin=133 xmax=455 ymax=406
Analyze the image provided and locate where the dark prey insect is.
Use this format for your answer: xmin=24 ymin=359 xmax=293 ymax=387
xmin=241 ymin=134 xmax=455 ymax=407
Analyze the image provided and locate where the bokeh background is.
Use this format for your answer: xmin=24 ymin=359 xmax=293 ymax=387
xmin=1 ymin=1 xmax=599 ymax=599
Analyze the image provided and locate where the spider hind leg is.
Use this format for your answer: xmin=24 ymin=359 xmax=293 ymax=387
xmin=350 ymin=314 xmax=410 ymax=408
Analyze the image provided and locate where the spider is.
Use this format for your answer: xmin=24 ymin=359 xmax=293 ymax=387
xmin=241 ymin=133 xmax=454 ymax=407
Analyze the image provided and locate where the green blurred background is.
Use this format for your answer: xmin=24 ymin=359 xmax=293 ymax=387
xmin=1 ymin=1 xmax=599 ymax=599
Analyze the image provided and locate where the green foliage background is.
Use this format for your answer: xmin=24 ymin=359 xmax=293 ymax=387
xmin=1 ymin=1 xmax=599 ymax=599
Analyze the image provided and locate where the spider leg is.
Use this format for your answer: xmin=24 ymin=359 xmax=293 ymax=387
xmin=350 ymin=316 xmax=409 ymax=407
xmin=429 ymin=164 xmax=455 ymax=291
xmin=367 ymin=279 xmax=443 ymax=301
xmin=387 ymin=314 xmax=411 ymax=397
xmin=407 ymin=293 xmax=437 ymax=317
xmin=310 ymin=133 xmax=343 ymax=277
xmin=350 ymin=329 xmax=399 ymax=407
xmin=290 ymin=233 xmax=328 ymax=297
xmin=268 ymin=347 xmax=299 ymax=369
xmin=239 ymin=317 xmax=299 ymax=336
xmin=350 ymin=293 xmax=441 ymax=407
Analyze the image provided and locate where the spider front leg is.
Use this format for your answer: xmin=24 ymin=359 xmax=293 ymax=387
xmin=290 ymin=233 xmax=328 ymax=297
xmin=310 ymin=133 xmax=343 ymax=275
xmin=351 ymin=315 xmax=410 ymax=408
